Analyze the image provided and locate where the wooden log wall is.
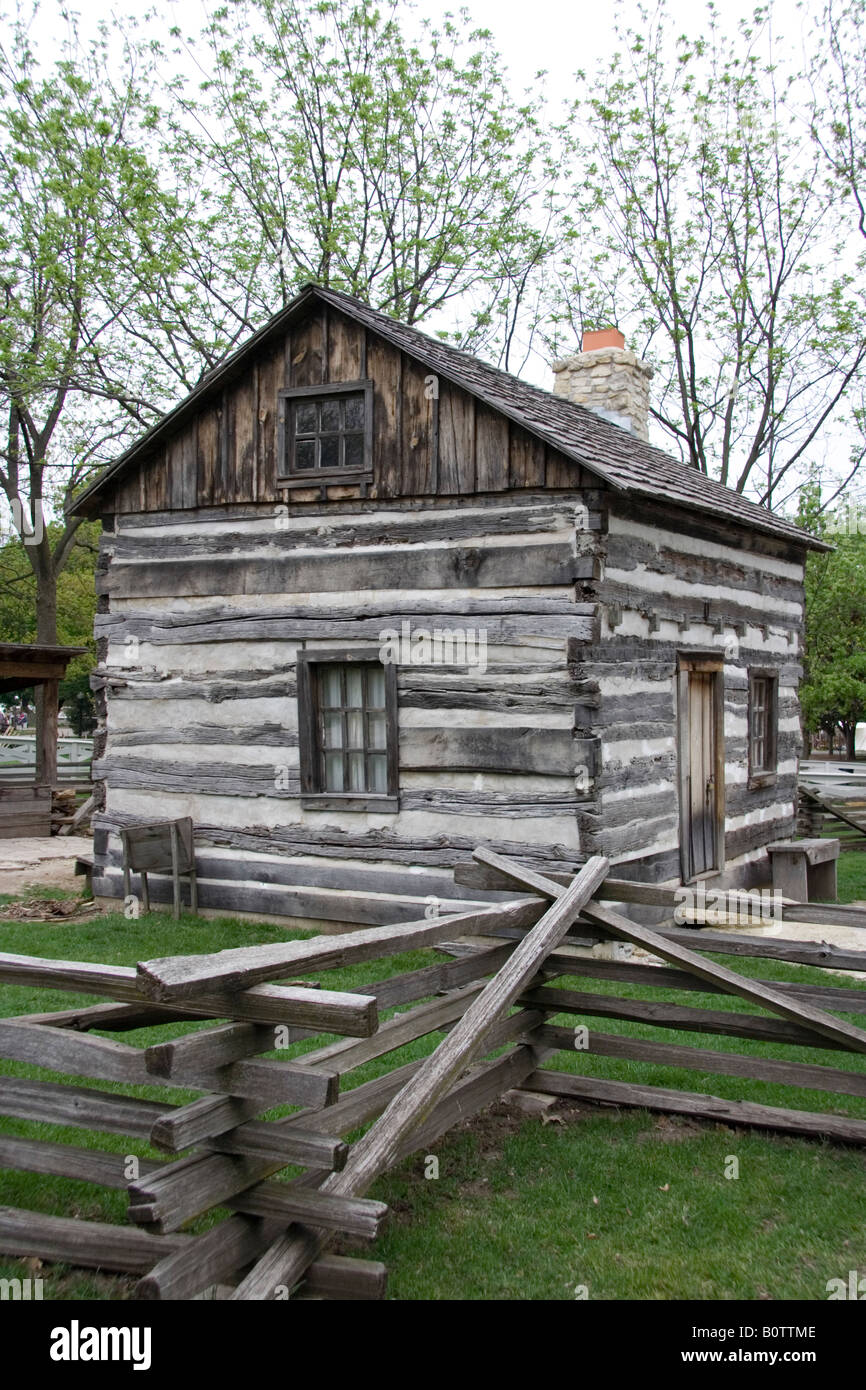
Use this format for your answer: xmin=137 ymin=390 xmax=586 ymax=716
xmin=88 ymin=293 xmax=812 ymax=914
xmin=91 ymin=497 xmax=809 ymax=913
xmin=581 ymin=501 xmax=805 ymax=883
xmin=91 ymin=493 xmax=601 ymax=918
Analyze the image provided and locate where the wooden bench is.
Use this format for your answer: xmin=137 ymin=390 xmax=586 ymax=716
xmin=121 ymin=818 xmax=198 ymax=919
xmin=74 ymin=852 xmax=93 ymax=893
xmin=766 ymin=838 xmax=840 ymax=903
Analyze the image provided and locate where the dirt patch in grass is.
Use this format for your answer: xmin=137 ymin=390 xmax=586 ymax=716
xmin=0 ymin=859 xmax=84 ymax=897
xmin=636 ymin=1115 xmax=713 ymax=1143
xmin=0 ymin=894 xmax=96 ymax=922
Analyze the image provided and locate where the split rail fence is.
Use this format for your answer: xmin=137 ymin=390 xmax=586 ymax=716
xmin=2 ymin=847 xmax=866 ymax=1299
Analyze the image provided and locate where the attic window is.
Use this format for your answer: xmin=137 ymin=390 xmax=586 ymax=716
xmin=278 ymin=381 xmax=373 ymax=484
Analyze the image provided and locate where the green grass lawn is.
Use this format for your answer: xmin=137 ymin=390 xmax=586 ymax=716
xmin=2 ymin=865 xmax=866 ymax=1300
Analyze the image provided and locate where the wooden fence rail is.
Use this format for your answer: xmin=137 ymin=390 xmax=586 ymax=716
xmin=2 ymin=845 xmax=866 ymax=1299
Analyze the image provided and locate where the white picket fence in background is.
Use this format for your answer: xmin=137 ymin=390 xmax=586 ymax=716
xmin=0 ymin=734 xmax=93 ymax=784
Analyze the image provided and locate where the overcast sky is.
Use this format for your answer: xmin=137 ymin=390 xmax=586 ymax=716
xmin=22 ymin=0 xmax=853 ymax=500
xmin=418 ymin=0 xmax=813 ymax=94
xmin=48 ymin=0 xmax=817 ymax=105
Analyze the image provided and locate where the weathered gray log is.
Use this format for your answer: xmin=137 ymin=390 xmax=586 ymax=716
xmin=518 ymin=948 xmax=866 ymax=1013
xmin=102 ymin=730 xmax=581 ymax=779
xmin=527 ymin=1069 xmax=866 ymax=1144
xmin=583 ymin=898 xmax=866 ymax=1055
xmin=204 ymin=1123 xmax=347 ymax=1170
xmin=98 ymin=674 xmax=296 ymax=702
xmin=127 ymin=1150 xmax=284 ymax=1234
xmin=494 ymin=915 xmax=866 ymax=975
xmin=0 ymin=952 xmax=378 ymax=1034
xmin=520 ymin=985 xmax=861 ymax=1052
xmin=394 ymin=1040 xmax=546 ymax=1159
xmin=110 ymin=503 xmax=579 ymax=555
xmin=782 ymin=901 xmax=866 ymax=930
xmin=0 ymin=1021 xmax=149 ymax=1084
xmin=99 ymin=539 xmax=582 ymax=599
xmin=398 ymin=726 xmax=578 ymax=775
xmin=97 ymin=758 xmax=301 ymax=798
xmin=143 ymin=1053 xmax=339 ymax=1108
xmin=303 ymin=1254 xmax=387 ymax=1301
xmin=362 ymin=941 xmax=515 ymax=1009
xmin=0 ymin=1074 xmax=344 ymax=1170
xmin=473 ymin=848 xmax=866 ymax=1055
xmin=395 ymin=789 xmax=584 ymax=817
xmin=535 ymin=1025 xmax=866 ymax=1097
xmin=0 ymin=1206 xmax=187 ymax=1274
xmin=97 ymin=865 xmax=488 ymax=929
xmin=224 ymin=1186 xmax=388 ymax=1239
xmin=0 ymin=1075 xmax=170 ymax=1136
xmin=603 ymin=531 xmax=806 ymax=603
xmin=279 ymin=1059 xmax=425 ymax=1140
xmin=136 ymin=1215 xmax=277 ymax=1299
xmin=100 ymin=840 xmax=470 ymax=906
xmin=135 ymin=898 xmax=544 ymax=1001
xmin=0 ymin=1134 xmax=160 ymax=1187
xmin=455 ymin=861 xmax=677 ymax=904
xmin=148 ymin=1095 xmax=275 ymax=1152
xmin=95 ymin=807 xmax=587 ymax=874
xmin=144 ymin=1022 xmax=291 ymax=1076
xmin=229 ymin=855 xmax=609 ymax=1299
xmin=299 ymin=983 xmax=485 ymax=1074
xmin=99 ymin=604 xmax=595 ymax=649
xmin=655 ymin=926 xmax=866 ymax=974
xmin=6 ymin=1000 xmax=198 ymax=1031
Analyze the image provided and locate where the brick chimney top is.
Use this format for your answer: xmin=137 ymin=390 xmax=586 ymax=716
xmin=581 ymin=328 xmax=626 ymax=352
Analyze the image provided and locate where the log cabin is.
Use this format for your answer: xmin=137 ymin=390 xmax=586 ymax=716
xmin=67 ymin=284 xmax=826 ymax=927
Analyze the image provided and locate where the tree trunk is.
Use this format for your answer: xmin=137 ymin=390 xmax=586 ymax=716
xmin=846 ymin=723 xmax=857 ymax=760
xmin=34 ymin=561 xmax=58 ymax=787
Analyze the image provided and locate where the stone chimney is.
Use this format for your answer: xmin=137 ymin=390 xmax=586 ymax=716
xmin=552 ymin=329 xmax=653 ymax=441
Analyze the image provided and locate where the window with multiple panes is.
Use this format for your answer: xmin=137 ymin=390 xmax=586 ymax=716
xmin=278 ymin=381 xmax=373 ymax=483
xmin=749 ymin=670 xmax=778 ymax=781
xmin=297 ymin=652 xmax=398 ymax=809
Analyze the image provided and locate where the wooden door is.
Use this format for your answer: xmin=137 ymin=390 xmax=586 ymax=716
xmin=677 ymin=660 xmax=725 ymax=881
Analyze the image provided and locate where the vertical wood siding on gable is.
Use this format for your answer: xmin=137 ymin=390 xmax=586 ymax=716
xmin=109 ymin=306 xmax=592 ymax=513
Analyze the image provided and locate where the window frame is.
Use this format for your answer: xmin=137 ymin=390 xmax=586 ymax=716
xmin=277 ymin=380 xmax=374 ymax=487
xmin=296 ymin=648 xmax=399 ymax=811
xmin=748 ymin=668 xmax=779 ymax=788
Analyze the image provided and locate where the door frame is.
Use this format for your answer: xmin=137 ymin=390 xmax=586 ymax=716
xmin=676 ymin=653 xmax=726 ymax=884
